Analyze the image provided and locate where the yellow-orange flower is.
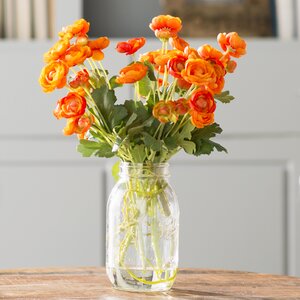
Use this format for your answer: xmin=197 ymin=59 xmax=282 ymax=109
xmin=69 ymin=69 xmax=90 ymax=88
xmin=183 ymin=47 xmax=200 ymax=59
xmin=181 ymin=58 xmax=216 ymax=87
xmin=44 ymin=39 xmax=70 ymax=63
xmin=116 ymin=37 xmax=146 ymax=55
xmin=207 ymin=61 xmax=225 ymax=94
xmin=115 ymin=63 xmax=148 ymax=84
xmin=217 ymin=32 xmax=246 ymax=58
xmin=189 ymin=90 xmax=216 ymax=114
xmin=63 ymin=114 xmax=94 ymax=138
xmin=169 ymin=36 xmax=189 ymax=51
xmin=153 ymin=100 xmax=177 ymax=123
xmin=190 ymin=111 xmax=214 ymax=128
xmin=198 ymin=44 xmax=223 ymax=62
xmin=39 ymin=61 xmax=69 ymax=93
xmin=63 ymin=45 xmax=92 ymax=67
xmin=149 ymin=15 xmax=182 ymax=39
xmin=167 ymin=54 xmax=187 ymax=78
xmin=88 ymin=36 xmax=110 ymax=61
xmin=177 ymin=78 xmax=192 ymax=90
xmin=53 ymin=92 xmax=86 ymax=119
xmin=174 ymin=98 xmax=189 ymax=115
xmin=59 ymin=19 xmax=90 ymax=40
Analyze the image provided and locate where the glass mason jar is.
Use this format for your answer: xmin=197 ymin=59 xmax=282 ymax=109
xmin=106 ymin=162 xmax=179 ymax=292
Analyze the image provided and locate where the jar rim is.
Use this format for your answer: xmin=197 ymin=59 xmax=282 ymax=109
xmin=119 ymin=161 xmax=170 ymax=178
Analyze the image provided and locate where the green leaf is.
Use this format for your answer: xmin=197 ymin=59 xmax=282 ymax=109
xmin=109 ymin=75 xmax=123 ymax=89
xmin=131 ymin=144 xmax=147 ymax=163
xmin=179 ymin=121 xmax=195 ymax=140
xmin=111 ymin=105 xmax=128 ymax=128
xmin=214 ymin=90 xmax=235 ymax=104
xmin=124 ymin=100 xmax=150 ymax=123
xmin=164 ymin=136 xmax=178 ymax=151
xmin=143 ymin=61 xmax=156 ymax=81
xmin=191 ymin=123 xmax=227 ymax=156
xmin=125 ymin=113 xmax=137 ymax=127
xmin=92 ymin=86 xmax=127 ymax=130
xmin=137 ymin=75 xmax=151 ymax=97
xmin=77 ymin=140 xmax=114 ymax=158
xmin=128 ymin=117 xmax=154 ymax=137
xmin=112 ymin=160 xmax=120 ymax=182
xmin=178 ymin=140 xmax=196 ymax=154
xmin=143 ymin=132 xmax=162 ymax=151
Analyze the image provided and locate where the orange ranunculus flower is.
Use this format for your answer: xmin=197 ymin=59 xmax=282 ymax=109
xmin=63 ymin=114 xmax=94 ymax=138
xmin=115 ymin=62 xmax=148 ymax=84
xmin=207 ymin=60 xmax=225 ymax=94
xmin=39 ymin=61 xmax=69 ymax=93
xmin=69 ymin=69 xmax=90 ymax=88
xmin=181 ymin=58 xmax=216 ymax=87
xmin=149 ymin=15 xmax=182 ymax=39
xmin=174 ymin=98 xmax=189 ymax=115
xmin=217 ymin=32 xmax=246 ymax=58
xmin=88 ymin=36 xmax=110 ymax=61
xmin=153 ymin=49 xmax=181 ymax=73
xmin=116 ymin=37 xmax=146 ymax=55
xmin=59 ymin=19 xmax=90 ymax=40
xmin=226 ymin=60 xmax=237 ymax=73
xmin=169 ymin=36 xmax=189 ymax=51
xmin=190 ymin=111 xmax=214 ymax=128
xmin=63 ymin=45 xmax=92 ymax=67
xmin=44 ymin=39 xmax=70 ymax=63
xmin=177 ymin=77 xmax=192 ymax=90
xmin=53 ymin=92 xmax=86 ymax=119
xmin=189 ymin=90 xmax=216 ymax=114
xmin=153 ymin=100 xmax=178 ymax=123
xmin=76 ymin=34 xmax=89 ymax=46
xmin=140 ymin=50 xmax=161 ymax=65
xmin=183 ymin=47 xmax=200 ymax=59
xmin=167 ymin=54 xmax=187 ymax=78
xmin=198 ymin=44 xmax=223 ymax=62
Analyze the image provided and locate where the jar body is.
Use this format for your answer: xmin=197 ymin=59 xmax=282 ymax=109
xmin=106 ymin=163 xmax=179 ymax=292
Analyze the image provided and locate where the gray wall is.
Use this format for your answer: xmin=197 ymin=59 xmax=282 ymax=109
xmin=83 ymin=0 xmax=163 ymax=37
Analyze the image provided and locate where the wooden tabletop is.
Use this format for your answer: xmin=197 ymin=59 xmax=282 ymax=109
xmin=0 ymin=267 xmax=300 ymax=299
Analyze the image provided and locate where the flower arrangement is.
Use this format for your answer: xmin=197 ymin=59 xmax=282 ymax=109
xmin=39 ymin=15 xmax=246 ymax=292
xmin=39 ymin=16 xmax=246 ymax=165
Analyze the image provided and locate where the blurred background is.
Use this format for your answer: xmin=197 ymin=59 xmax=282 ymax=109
xmin=0 ymin=0 xmax=300 ymax=277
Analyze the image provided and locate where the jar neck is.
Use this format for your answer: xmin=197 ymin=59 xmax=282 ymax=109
xmin=119 ymin=162 xmax=170 ymax=179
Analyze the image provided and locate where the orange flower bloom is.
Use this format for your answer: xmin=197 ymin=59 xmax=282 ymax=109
xmin=63 ymin=114 xmax=94 ymax=138
xmin=189 ymin=90 xmax=216 ymax=114
xmin=140 ymin=50 xmax=160 ymax=64
xmin=198 ymin=44 xmax=223 ymax=62
xmin=149 ymin=15 xmax=182 ymax=39
xmin=217 ymin=32 xmax=246 ymax=58
xmin=167 ymin=54 xmax=187 ymax=78
xmin=69 ymin=69 xmax=90 ymax=88
xmin=59 ymin=19 xmax=90 ymax=40
xmin=44 ymin=39 xmax=70 ymax=63
xmin=177 ymin=78 xmax=192 ymax=90
xmin=181 ymin=58 xmax=216 ymax=87
xmin=169 ymin=36 xmax=189 ymax=51
xmin=174 ymin=98 xmax=189 ymax=115
xmin=190 ymin=111 xmax=214 ymax=128
xmin=116 ymin=37 xmax=146 ymax=55
xmin=88 ymin=36 xmax=110 ymax=61
xmin=153 ymin=100 xmax=177 ymax=123
xmin=226 ymin=60 xmax=237 ymax=73
xmin=39 ymin=61 xmax=69 ymax=93
xmin=184 ymin=47 xmax=200 ymax=59
xmin=63 ymin=45 xmax=92 ymax=67
xmin=115 ymin=63 xmax=148 ymax=84
xmin=53 ymin=92 xmax=86 ymax=119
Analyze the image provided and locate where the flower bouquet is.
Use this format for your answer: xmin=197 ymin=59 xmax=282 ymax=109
xmin=39 ymin=15 xmax=246 ymax=292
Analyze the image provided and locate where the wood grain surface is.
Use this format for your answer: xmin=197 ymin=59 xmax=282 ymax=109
xmin=0 ymin=267 xmax=300 ymax=299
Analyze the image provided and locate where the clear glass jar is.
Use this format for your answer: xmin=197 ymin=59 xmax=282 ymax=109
xmin=106 ymin=162 xmax=179 ymax=292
